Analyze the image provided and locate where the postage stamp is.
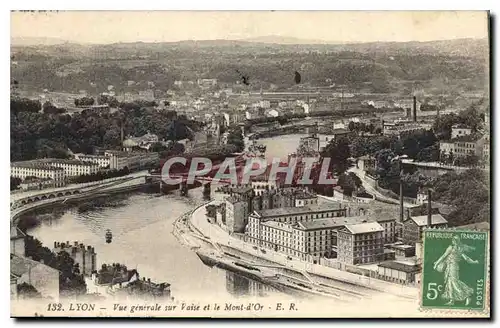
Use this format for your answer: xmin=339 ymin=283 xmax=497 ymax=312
xmin=421 ymin=229 xmax=489 ymax=312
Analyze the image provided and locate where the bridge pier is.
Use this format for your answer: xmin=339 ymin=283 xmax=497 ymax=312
xmin=179 ymin=181 xmax=188 ymax=196
xmin=202 ymin=182 xmax=211 ymax=200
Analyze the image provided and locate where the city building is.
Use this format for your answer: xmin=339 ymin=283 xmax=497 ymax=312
xmin=46 ymin=158 xmax=100 ymax=177
xmin=10 ymin=227 xmax=26 ymax=258
xmin=439 ymin=134 xmax=486 ymax=159
xmin=138 ymin=90 xmax=155 ymax=101
xmin=451 ymin=124 xmax=472 ymax=139
xmin=293 ymin=190 xmax=318 ymax=207
xmin=394 ymin=98 xmax=421 ymax=112
xmin=197 ymin=79 xmax=218 ymax=88
xmin=10 ymin=254 xmax=59 ymax=300
xmin=266 ymin=109 xmax=279 ymax=117
xmin=87 ymin=263 xmax=171 ymax=299
xmin=53 ymin=241 xmax=97 ymax=276
xmin=19 ymin=177 xmax=56 ymax=191
xmin=402 ymin=214 xmax=448 ymax=245
xmin=336 ymin=222 xmax=385 ymax=265
xmin=74 ymin=154 xmax=111 ymax=168
xmin=13 ymin=158 xmax=100 ymax=178
xmin=11 ymin=161 xmax=66 ymax=187
xmin=378 ymin=217 xmax=398 ymax=244
xmin=122 ymin=132 xmax=160 ymax=152
xmin=249 ymin=204 xmax=347 ymax=226
xmin=357 ymin=155 xmax=376 ymax=174
xmin=377 ymin=261 xmax=420 ymax=284
xmin=225 ymin=196 xmax=250 ymax=234
xmin=483 ymin=136 xmax=490 ymax=164
xmin=382 ymin=121 xmax=432 ymax=136
xmin=104 ymin=150 xmax=160 ymax=171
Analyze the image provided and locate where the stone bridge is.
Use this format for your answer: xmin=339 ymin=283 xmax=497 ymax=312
xmin=10 ymin=175 xmax=146 ymax=210
xmin=13 ymin=189 xmax=82 ymax=207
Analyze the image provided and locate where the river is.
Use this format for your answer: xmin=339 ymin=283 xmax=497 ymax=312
xmin=22 ymin=134 xmax=333 ymax=301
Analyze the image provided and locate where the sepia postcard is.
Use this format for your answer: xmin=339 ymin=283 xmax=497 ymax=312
xmin=10 ymin=11 xmax=491 ymax=318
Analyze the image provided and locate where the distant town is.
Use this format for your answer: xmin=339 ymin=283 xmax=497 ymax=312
xmin=10 ymin=37 xmax=490 ymax=308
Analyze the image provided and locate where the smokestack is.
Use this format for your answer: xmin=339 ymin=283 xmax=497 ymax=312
xmin=427 ymin=189 xmax=432 ymax=227
xmin=413 ymin=96 xmax=417 ymax=122
xmin=120 ymin=121 xmax=124 ymax=144
xmin=400 ymin=179 xmax=404 ymax=223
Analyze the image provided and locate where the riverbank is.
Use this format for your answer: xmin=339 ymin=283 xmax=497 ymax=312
xmin=186 ymin=200 xmax=419 ymax=301
xmin=11 ymin=177 xmax=150 ymax=227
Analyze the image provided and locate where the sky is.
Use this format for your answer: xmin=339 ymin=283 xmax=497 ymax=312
xmin=11 ymin=11 xmax=489 ymax=44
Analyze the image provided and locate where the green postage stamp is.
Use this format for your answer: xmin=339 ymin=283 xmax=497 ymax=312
xmin=421 ymin=229 xmax=489 ymax=311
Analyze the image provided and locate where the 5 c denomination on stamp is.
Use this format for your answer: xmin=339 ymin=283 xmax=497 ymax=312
xmin=421 ymin=229 xmax=489 ymax=311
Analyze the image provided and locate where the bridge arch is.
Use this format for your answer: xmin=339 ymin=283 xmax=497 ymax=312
xmin=41 ymin=195 xmax=48 ymax=200
xmin=49 ymin=194 xmax=55 ymax=199
xmin=21 ymin=200 xmax=27 ymax=205
xmin=64 ymin=191 xmax=71 ymax=196
xmin=73 ymin=190 xmax=81 ymax=194
xmin=27 ymin=199 xmax=33 ymax=203
xmin=34 ymin=196 xmax=41 ymax=202
xmin=56 ymin=192 xmax=64 ymax=197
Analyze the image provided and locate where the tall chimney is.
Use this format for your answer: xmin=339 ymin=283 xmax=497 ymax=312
xmin=400 ymin=177 xmax=404 ymax=223
xmin=413 ymin=96 xmax=417 ymax=122
xmin=427 ymin=189 xmax=432 ymax=227
xmin=120 ymin=121 xmax=124 ymax=144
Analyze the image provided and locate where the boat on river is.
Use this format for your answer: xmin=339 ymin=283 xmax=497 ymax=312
xmin=105 ymin=229 xmax=113 ymax=243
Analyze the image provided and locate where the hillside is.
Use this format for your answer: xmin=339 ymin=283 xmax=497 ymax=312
xmin=10 ymin=38 xmax=489 ymax=95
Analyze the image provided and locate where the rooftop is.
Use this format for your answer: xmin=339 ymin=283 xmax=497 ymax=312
xmin=450 ymin=134 xmax=484 ymax=143
xmin=262 ymin=220 xmax=294 ymax=233
xmin=294 ymin=216 xmax=371 ymax=231
xmin=378 ymin=261 xmax=420 ymax=273
xmin=11 ymin=161 xmax=65 ymax=170
xmin=13 ymin=158 xmax=99 ymax=168
xmin=11 ymin=254 xmax=57 ymax=277
xmin=343 ymin=222 xmax=384 ymax=234
xmin=410 ymin=214 xmax=448 ymax=226
xmin=452 ymin=124 xmax=471 ymax=129
xmin=255 ymin=204 xmax=346 ymax=219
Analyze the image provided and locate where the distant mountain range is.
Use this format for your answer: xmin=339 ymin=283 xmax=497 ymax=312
xmin=239 ymin=35 xmax=341 ymax=45
xmin=12 ymin=35 xmax=487 ymax=48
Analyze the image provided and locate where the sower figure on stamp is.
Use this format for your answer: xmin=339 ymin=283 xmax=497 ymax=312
xmin=433 ymin=235 xmax=479 ymax=306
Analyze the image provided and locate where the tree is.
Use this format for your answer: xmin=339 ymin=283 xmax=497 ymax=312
xmin=17 ymin=283 xmax=42 ymax=299
xmin=11 ymin=98 xmax=41 ymax=114
xmin=150 ymin=142 xmax=168 ymax=153
xmin=321 ymin=136 xmax=351 ymax=175
xmin=43 ymin=101 xmax=66 ymax=114
xmin=337 ymin=172 xmax=362 ymax=196
xmin=74 ymin=97 xmax=95 ymax=107
xmin=416 ymin=144 xmax=440 ymax=162
xmin=10 ymin=177 xmax=21 ymax=190
xmin=226 ymin=126 xmax=245 ymax=152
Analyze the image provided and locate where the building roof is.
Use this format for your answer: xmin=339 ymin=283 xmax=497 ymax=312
xmin=11 ymin=161 xmax=65 ymax=171
xmin=331 ymin=128 xmax=351 ymax=135
xmin=343 ymin=222 xmax=384 ymax=234
xmin=378 ymin=261 xmax=420 ymax=273
xmin=262 ymin=220 xmax=293 ymax=233
xmin=293 ymin=190 xmax=317 ymax=200
xmin=410 ymin=214 xmax=448 ymax=226
xmin=452 ymin=124 xmax=471 ymax=129
xmin=294 ymin=216 xmax=372 ymax=231
xmin=255 ymin=204 xmax=345 ymax=219
xmin=226 ymin=196 xmax=247 ymax=205
xmin=11 ymin=254 xmax=45 ymax=277
xmin=451 ymin=134 xmax=483 ymax=143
